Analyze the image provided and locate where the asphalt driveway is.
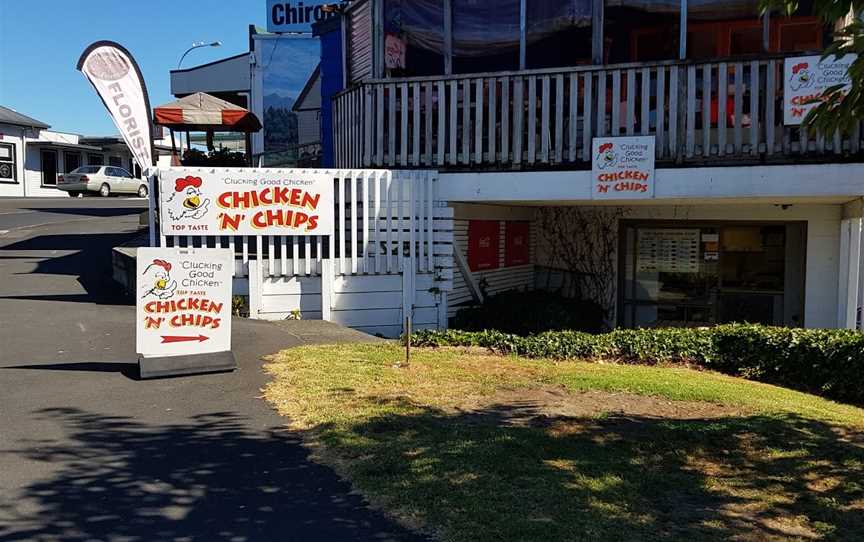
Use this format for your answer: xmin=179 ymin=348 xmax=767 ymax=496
xmin=0 ymin=199 xmax=423 ymax=541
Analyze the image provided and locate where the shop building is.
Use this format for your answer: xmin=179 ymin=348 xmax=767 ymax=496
xmin=0 ymin=105 xmax=148 ymax=198
xmin=320 ymin=0 xmax=864 ymax=330
xmin=167 ymin=0 xmax=864 ymax=331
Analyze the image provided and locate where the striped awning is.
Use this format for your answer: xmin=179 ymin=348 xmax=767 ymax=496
xmin=153 ymin=92 xmax=261 ymax=132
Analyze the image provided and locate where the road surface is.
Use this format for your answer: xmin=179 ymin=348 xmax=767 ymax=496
xmin=0 ymin=198 xmax=423 ymax=542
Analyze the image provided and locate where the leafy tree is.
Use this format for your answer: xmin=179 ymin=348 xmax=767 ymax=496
xmin=761 ymin=0 xmax=862 ymax=134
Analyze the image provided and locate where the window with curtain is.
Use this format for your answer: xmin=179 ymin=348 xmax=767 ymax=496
xmin=384 ymin=0 xmax=445 ymax=76
xmin=525 ymin=0 xmax=593 ymax=68
xmin=452 ymin=0 xmax=520 ymax=73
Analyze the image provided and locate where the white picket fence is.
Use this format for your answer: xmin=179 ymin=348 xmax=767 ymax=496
xmin=154 ymin=168 xmax=454 ymax=337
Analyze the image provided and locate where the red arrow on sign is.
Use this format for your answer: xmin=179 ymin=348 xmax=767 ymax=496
xmin=161 ymin=335 xmax=210 ymax=344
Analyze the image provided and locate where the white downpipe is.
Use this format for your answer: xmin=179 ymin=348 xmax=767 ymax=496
xmin=847 ymin=218 xmax=862 ymax=329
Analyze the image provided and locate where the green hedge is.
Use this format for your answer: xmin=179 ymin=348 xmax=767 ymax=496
xmin=410 ymin=325 xmax=864 ymax=406
xmin=452 ymin=290 xmax=605 ymax=335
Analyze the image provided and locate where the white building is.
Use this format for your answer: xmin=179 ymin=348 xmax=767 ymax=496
xmin=328 ymin=1 xmax=864 ymax=332
xmin=0 ymin=105 xmax=141 ymax=198
xmin=163 ymin=4 xmax=864 ymax=334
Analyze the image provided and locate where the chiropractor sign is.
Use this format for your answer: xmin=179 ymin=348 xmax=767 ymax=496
xmin=159 ymin=168 xmax=334 ymax=236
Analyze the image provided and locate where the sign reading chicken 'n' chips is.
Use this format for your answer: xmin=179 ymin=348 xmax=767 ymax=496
xmin=136 ymin=247 xmax=233 ymax=359
xmin=159 ymin=168 xmax=334 ymax=236
xmin=783 ymin=54 xmax=856 ymax=126
xmin=591 ymin=136 xmax=655 ymax=200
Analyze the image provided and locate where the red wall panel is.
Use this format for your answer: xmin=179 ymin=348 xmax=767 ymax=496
xmin=505 ymin=221 xmax=530 ymax=266
xmin=468 ymin=220 xmax=500 ymax=271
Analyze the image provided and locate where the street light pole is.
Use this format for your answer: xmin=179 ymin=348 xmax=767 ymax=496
xmin=177 ymin=41 xmax=222 ymax=69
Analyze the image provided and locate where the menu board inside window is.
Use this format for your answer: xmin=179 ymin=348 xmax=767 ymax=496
xmin=637 ymin=229 xmax=699 ymax=274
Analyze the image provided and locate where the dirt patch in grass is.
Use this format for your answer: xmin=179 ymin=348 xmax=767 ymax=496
xmin=455 ymin=386 xmax=749 ymax=428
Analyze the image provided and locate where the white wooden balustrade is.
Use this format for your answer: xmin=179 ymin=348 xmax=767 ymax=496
xmin=159 ymin=169 xmax=452 ymax=280
xmin=333 ymin=55 xmax=862 ymax=169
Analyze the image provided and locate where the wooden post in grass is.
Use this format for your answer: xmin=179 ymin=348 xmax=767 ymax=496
xmin=405 ymin=316 xmax=412 ymax=364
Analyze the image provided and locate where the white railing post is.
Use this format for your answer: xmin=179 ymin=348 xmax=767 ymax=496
xmin=321 ymin=258 xmax=333 ymax=321
xmin=248 ymin=258 xmax=262 ymax=319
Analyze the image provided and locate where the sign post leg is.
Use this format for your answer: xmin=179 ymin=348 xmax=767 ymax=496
xmin=147 ymin=172 xmax=157 ymax=247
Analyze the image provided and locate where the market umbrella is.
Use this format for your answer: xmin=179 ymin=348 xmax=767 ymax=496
xmin=153 ymin=92 xmax=261 ymax=164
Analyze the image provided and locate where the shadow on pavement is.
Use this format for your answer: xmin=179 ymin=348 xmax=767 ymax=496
xmin=0 ymin=408 xmax=425 ymax=542
xmin=0 ymin=231 xmax=142 ymax=305
xmin=2 ymin=362 xmax=140 ymax=380
xmin=21 ymin=206 xmax=146 ymax=218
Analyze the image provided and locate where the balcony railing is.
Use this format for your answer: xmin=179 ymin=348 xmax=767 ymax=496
xmin=333 ymin=55 xmax=864 ymax=170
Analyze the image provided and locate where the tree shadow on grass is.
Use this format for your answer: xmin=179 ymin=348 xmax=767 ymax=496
xmin=0 ymin=409 xmax=427 ymax=542
xmin=307 ymin=398 xmax=864 ymax=542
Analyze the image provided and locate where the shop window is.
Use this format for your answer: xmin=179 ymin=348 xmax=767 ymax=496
xmin=686 ymin=0 xmax=763 ymax=60
xmin=525 ymin=0 xmax=592 ymax=69
xmin=468 ymin=220 xmax=500 ymax=271
xmin=605 ymin=0 xmax=680 ymax=63
xmin=620 ymin=223 xmax=805 ymax=328
xmin=0 ymin=142 xmax=16 ymax=182
xmin=384 ymin=0 xmax=445 ymax=76
xmin=453 ymin=0 xmax=519 ymax=73
xmin=109 ymin=156 xmax=122 ymax=167
xmin=64 ymin=152 xmax=81 ymax=173
xmin=777 ymin=19 xmax=822 ymax=52
xmin=505 ymin=221 xmax=530 ymax=266
xmin=729 ymin=25 xmax=763 ymax=56
xmin=41 ymin=149 xmax=58 ymax=186
xmin=88 ymin=153 xmax=104 ymax=166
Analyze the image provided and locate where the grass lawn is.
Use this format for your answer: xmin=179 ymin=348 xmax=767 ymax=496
xmin=264 ymin=344 xmax=864 ymax=542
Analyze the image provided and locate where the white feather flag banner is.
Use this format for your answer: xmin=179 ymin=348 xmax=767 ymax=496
xmin=77 ymin=41 xmax=154 ymax=171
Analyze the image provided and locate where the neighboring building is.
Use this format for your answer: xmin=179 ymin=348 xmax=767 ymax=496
xmin=292 ymin=64 xmax=322 ymax=166
xmin=325 ymin=0 xmax=864 ymax=331
xmin=0 ymin=105 xmax=147 ymax=198
xmin=167 ymin=29 xmax=323 ymax=167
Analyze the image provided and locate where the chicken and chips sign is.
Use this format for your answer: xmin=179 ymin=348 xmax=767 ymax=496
xmin=159 ymin=168 xmax=334 ymax=236
xmin=784 ymin=54 xmax=856 ymax=126
xmin=136 ymin=247 xmax=233 ymax=359
xmin=591 ymin=136 xmax=655 ymax=199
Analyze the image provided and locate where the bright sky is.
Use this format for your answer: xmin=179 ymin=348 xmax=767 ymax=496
xmin=0 ymin=1 xmax=264 ymax=136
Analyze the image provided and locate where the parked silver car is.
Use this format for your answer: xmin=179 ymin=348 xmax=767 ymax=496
xmin=57 ymin=165 xmax=148 ymax=197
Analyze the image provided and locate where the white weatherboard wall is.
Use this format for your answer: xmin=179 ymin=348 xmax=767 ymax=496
xmin=0 ymin=126 xmax=135 ymax=198
xmin=533 ymin=203 xmax=842 ymax=329
xmin=450 ymin=203 xmax=537 ymax=316
xmin=253 ymin=272 xmax=442 ymax=337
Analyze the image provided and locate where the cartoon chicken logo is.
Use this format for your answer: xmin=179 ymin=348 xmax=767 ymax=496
xmin=166 ymin=176 xmax=210 ymax=220
xmin=142 ymin=259 xmax=177 ymax=299
xmin=789 ymin=62 xmax=814 ymax=92
xmin=596 ymin=142 xmax=617 ymax=169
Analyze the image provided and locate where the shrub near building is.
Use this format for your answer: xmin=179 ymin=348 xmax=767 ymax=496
xmin=411 ymin=324 xmax=864 ymax=405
